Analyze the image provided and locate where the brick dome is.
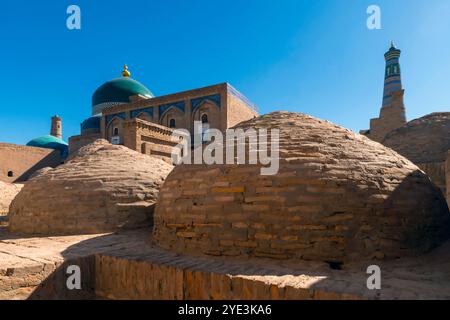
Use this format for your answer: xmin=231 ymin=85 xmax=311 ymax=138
xmin=0 ymin=181 xmax=23 ymax=216
xmin=154 ymin=112 xmax=450 ymax=263
xmin=382 ymin=112 xmax=450 ymax=163
xmin=9 ymin=139 xmax=173 ymax=235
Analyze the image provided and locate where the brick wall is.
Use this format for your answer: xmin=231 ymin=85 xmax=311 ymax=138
xmin=68 ymin=133 xmax=102 ymax=154
xmin=94 ymin=254 xmax=364 ymax=300
xmin=0 ymin=143 xmax=62 ymax=183
xmin=1 ymin=249 xmax=363 ymax=300
xmin=226 ymin=92 xmax=259 ymax=128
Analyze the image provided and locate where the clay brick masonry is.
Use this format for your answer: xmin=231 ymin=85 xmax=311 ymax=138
xmin=8 ymin=140 xmax=173 ymax=235
xmin=154 ymin=112 xmax=450 ymax=264
xmin=0 ymin=143 xmax=62 ymax=183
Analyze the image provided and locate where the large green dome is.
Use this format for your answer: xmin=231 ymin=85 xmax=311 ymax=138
xmin=92 ymin=76 xmax=154 ymax=115
xmin=26 ymin=135 xmax=69 ymax=159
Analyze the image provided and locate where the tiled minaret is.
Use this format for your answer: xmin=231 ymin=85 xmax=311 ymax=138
xmin=382 ymin=42 xmax=404 ymax=105
xmin=361 ymin=42 xmax=407 ymax=142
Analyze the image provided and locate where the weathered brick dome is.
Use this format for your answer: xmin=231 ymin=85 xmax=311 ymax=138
xmin=0 ymin=181 xmax=23 ymax=216
xmin=382 ymin=112 xmax=450 ymax=163
xmin=154 ymin=112 xmax=450 ymax=263
xmin=9 ymin=139 xmax=173 ymax=235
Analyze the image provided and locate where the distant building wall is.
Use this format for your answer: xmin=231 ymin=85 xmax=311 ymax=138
xmin=0 ymin=143 xmax=62 ymax=183
xmin=68 ymin=133 xmax=102 ymax=154
xmin=226 ymin=90 xmax=258 ymax=128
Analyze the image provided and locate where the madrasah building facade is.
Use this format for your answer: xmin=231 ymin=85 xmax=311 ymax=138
xmin=69 ymin=65 xmax=259 ymax=158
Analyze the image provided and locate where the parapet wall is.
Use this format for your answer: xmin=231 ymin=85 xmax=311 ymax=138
xmin=95 ymin=254 xmax=364 ymax=300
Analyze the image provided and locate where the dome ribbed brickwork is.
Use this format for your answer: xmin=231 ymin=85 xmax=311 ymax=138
xmin=382 ymin=112 xmax=450 ymax=164
xmin=154 ymin=112 xmax=450 ymax=263
xmin=9 ymin=139 xmax=173 ymax=235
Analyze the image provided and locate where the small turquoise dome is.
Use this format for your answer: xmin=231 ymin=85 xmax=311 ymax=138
xmin=92 ymin=77 xmax=154 ymax=115
xmin=27 ymin=135 xmax=69 ymax=159
xmin=81 ymin=115 xmax=101 ymax=134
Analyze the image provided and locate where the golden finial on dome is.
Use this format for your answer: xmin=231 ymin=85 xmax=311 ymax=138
xmin=122 ymin=64 xmax=131 ymax=77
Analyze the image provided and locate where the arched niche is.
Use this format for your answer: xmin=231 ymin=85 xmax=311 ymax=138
xmin=135 ymin=112 xmax=153 ymax=123
xmin=192 ymin=99 xmax=220 ymax=132
xmin=106 ymin=117 xmax=124 ymax=144
xmin=160 ymin=106 xmax=185 ymax=129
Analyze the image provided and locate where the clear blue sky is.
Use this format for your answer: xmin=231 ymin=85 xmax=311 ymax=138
xmin=1 ymin=0 xmax=449 ymax=145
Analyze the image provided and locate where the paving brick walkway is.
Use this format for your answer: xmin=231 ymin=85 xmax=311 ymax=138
xmin=1 ymin=226 xmax=450 ymax=299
